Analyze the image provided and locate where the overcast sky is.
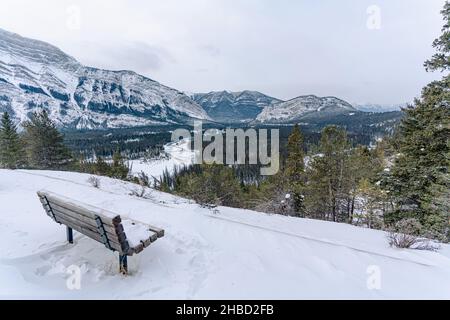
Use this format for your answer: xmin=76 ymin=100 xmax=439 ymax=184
xmin=0 ymin=0 xmax=446 ymax=104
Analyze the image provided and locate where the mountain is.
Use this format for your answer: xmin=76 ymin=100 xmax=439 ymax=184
xmin=354 ymin=103 xmax=406 ymax=113
xmin=191 ymin=90 xmax=282 ymax=123
xmin=0 ymin=29 xmax=210 ymax=129
xmin=255 ymin=95 xmax=357 ymax=123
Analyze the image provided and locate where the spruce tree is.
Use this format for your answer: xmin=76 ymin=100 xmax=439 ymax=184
xmin=285 ymin=125 xmax=306 ymax=215
xmin=424 ymin=1 xmax=450 ymax=72
xmin=23 ymin=110 xmax=72 ymax=169
xmin=0 ymin=112 xmax=25 ymax=169
xmin=383 ymin=1 xmax=449 ymax=240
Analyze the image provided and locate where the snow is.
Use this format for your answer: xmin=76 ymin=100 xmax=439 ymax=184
xmin=1 ymin=168 xmax=450 ymax=299
xmin=129 ymin=138 xmax=194 ymax=180
xmin=121 ymin=220 xmax=157 ymax=248
xmin=256 ymin=95 xmax=356 ymax=123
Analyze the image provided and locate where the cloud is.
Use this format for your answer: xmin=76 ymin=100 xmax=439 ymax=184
xmin=75 ymin=41 xmax=173 ymax=76
xmin=0 ymin=0 xmax=446 ymax=104
xmin=199 ymin=45 xmax=221 ymax=58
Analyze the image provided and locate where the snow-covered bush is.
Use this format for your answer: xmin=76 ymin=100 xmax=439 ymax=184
xmin=387 ymin=218 xmax=438 ymax=251
xmin=87 ymin=176 xmax=100 ymax=188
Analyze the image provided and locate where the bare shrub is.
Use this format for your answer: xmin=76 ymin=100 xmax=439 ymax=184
xmin=130 ymin=186 xmax=145 ymax=198
xmin=387 ymin=218 xmax=439 ymax=251
xmin=87 ymin=176 xmax=100 ymax=188
xmin=129 ymin=185 xmax=154 ymax=199
xmin=136 ymin=171 xmax=150 ymax=187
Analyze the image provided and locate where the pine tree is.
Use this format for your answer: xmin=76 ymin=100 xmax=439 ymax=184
xmin=383 ymin=1 xmax=450 ymax=240
xmin=345 ymin=145 xmax=385 ymax=223
xmin=285 ymin=125 xmax=306 ymax=215
xmin=94 ymin=156 xmax=110 ymax=176
xmin=305 ymin=126 xmax=351 ymax=222
xmin=22 ymin=110 xmax=72 ymax=169
xmin=0 ymin=112 xmax=26 ymax=169
xmin=111 ymin=150 xmax=129 ymax=179
xmin=354 ymin=178 xmax=387 ymax=230
xmin=424 ymin=1 xmax=450 ymax=72
xmin=174 ymin=163 xmax=242 ymax=207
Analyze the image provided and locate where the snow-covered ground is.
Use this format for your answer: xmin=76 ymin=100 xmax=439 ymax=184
xmin=1 ymin=169 xmax=450 ymax=299
xmin=129 ymin=138 xmax=194 ymax=181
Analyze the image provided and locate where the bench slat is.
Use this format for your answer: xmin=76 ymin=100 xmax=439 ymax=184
xmin=49 ymin=202 xmax=125 ymax=235
xmin=38 ymin=192 xmax=121 ymax=227
xmin=131 ymin=242 xmax=144 ymax=255
xmin=55 ymin=215 xmax=127 ymax=253
xmin=147 ymin=225 xmax=165 ymax=238
xmin=51 ymin=209 xmax=128 ymax=244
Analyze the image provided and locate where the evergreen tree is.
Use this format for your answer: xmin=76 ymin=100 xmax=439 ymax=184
xmin=383 ymin=1 xmax=450 ymax=240
xmin=424 ymin=1 xmax=450 ymax=72
xmin=285 ymin=125 xmax=306 ymax=215
xmin=305 ymin=126 xmax=351 ymax=222
xmin=22 ymin=110 xmax=72 ymax=169
xmin=175 ymin=163 xmax=242 ymax=207
xmin=111 ymin=150 xmax=129 ymax=179
xmin=0 ymin=112 xmax=26 ymax=169
xmin=345 ymin=145 xmax=385 ymax=223
xmin=354 ymin=178 xmax=387 ymax=229
xmin=94 ymin=156 xmax=110 ymax=176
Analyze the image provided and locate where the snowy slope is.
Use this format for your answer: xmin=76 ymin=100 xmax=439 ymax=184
xmin=1 ymin=169 xmax=450 ymax=299
xmin=0 ymin=28 xmax=210 ymax=129
xmin=256 ymin=95 xmax=357 ymax=123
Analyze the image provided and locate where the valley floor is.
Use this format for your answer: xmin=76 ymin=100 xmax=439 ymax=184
xmin=0 ymin=169 xmax=449 ymax=299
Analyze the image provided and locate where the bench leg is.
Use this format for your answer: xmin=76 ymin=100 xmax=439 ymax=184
xmin=66 ymin=227 xmax=73 ymax=244
xmin=119 ymin=255 xmax=128 ymax=275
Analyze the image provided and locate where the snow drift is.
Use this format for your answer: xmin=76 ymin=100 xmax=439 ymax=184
xmin=0 ymin=169 xmax=449 ymax=299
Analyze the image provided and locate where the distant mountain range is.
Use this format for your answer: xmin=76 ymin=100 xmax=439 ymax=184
xmin=0 ymin=28 xmax=402 ymax=129
xmin=354 ymin=103 xmax=406 ymax=113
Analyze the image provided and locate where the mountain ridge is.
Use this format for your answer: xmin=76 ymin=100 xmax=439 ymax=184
xmin=192 ymin=90 xmax=282 ymax=123
xmin=255 ymin=94 xmax=357 ymax=123
xmin=0 ymin=28 xmax=210 ymax=129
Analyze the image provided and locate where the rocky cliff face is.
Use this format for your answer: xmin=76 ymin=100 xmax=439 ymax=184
xmin=191 ymin=90 xmax=281 ymax=123
xmin=0 ymin=28 xmax=209 ymax=129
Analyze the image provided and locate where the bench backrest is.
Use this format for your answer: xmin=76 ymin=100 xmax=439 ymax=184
xmin=37 ymin=191 xmax=131 ymax=255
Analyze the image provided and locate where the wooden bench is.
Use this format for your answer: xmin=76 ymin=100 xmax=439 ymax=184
xmin=37 ymin=191 xmax=164 ymax=274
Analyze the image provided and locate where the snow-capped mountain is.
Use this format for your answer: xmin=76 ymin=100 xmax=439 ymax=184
xmin=0 ymin=29 xmax=210 ymax=129
xmin=256 ymin=95 xmax=357 ymax=123
xmin=354 ymin=103 xmax=406 ymax=113
xmin=192 ymin=90 xmax=282 ymax=123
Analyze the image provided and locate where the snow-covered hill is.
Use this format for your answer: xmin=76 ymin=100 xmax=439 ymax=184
xmin=1 ymin=169 xmax=449 ymax=299
xmin=0 ymin=29 xmax=210 ymax=129
xmin=355 ymin=103 xmax=406 ymax=113
xmin=256 ymin=95 xmax=357 ymax=123
xmin=191 ymin=90 xmax=282 ymax=123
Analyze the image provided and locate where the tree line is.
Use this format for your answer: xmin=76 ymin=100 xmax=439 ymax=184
xmin=0 ymin=110 xmax=130 ymax=179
